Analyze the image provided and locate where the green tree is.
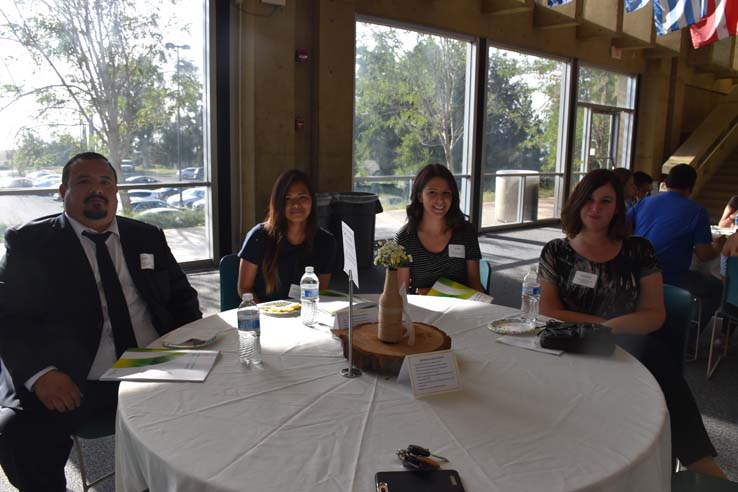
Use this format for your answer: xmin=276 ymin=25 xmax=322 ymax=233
xmin=0 ymin=0 xmax=196 ymax=207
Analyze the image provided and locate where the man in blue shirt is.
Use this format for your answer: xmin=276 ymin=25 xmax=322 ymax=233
xmin=627 ymin=164 xmax=726 ymax=327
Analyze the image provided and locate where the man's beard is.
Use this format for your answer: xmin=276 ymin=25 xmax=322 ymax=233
xmin=83 ymin=207 xmax=108 ymax=220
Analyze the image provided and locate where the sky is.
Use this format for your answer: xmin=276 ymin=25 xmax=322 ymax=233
xmin=0 ymin=0 xmax=207 ymax=152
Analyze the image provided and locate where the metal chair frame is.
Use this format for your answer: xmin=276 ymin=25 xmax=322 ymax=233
xmin=707 ymin=257 xmax=738 ymax=379
xmin=686 ymin=296 xmax=702 ymax=362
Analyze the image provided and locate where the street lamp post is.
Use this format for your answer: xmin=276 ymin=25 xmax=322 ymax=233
xmin=165 ymin=42 xmax=190 ymax=202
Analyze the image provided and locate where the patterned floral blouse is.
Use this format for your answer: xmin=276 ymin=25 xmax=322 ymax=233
xmin=538 ymin=236 xmax=661 ymax=319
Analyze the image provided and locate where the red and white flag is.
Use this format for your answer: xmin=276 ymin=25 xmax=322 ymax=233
xmin=690 ymin=0 xmax=738 ymax=49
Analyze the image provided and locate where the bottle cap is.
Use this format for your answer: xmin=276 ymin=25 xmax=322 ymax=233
xmin=242 ymin=293 xmax=253 ymax=301
xmin=305 ymin=266 xmax=314 ymax=273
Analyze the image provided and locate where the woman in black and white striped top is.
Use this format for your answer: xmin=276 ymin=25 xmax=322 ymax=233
xmin=395 ymin=164 xmax=483 ymax=294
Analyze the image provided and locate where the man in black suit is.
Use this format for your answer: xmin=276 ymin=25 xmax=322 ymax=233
xmin=0 ymin=152 xmax=202 ymax=491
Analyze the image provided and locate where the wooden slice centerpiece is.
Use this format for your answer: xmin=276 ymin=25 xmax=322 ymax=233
xmin=332 ymin=322 xmax=451 ymax=376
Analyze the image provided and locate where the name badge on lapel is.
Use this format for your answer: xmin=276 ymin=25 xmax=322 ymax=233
xmin=448 ymin=244 xmax=465 ymax=259
xmin=140 ymin=253 xmax=155 ymax=270
xmin=572 ymin=270 xmax=598 ymax=288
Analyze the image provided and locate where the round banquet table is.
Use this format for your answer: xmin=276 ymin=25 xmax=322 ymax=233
xmin=115 ymin=296 xmax=670 ymax=492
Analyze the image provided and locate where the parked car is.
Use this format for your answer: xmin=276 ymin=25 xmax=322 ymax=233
xmin=120 ymin=159 xmax=135 ymax=176
xmin=192 ymin=198 xmax=206 ymax=210
xmin=167 ymin=187 xmax=205 ymax=208
xmin=33 ymin=175 xmax=62 ymax=188
xmin=124 ymin=175 xmax=160 ymax=184
xmin=179 ymin=167 xmax=204 ymax=181
xmin=26 ymin=170 xmax=57 ymax=181
xmin=123 ymin=190 xmax=160 ymax=200
xmin=118 ymin=198 xmax=170 ymax=213
xmin=152 ymin=187 xmax=181 ymax=200
xmin=0 ymin=178 xmax=34 ymax=188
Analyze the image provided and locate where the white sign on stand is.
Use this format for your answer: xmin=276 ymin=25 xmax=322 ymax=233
xmin=397 ymin=350 xmax=462 ymax=398
xmin=341 ymin=221 xmax=359 ymax=288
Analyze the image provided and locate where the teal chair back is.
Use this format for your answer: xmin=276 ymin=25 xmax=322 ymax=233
xmin=720 ymin=257 xmax=738 ymax=319
xmin=479 ymin=258 xmax=492 ymax=294
xmin=219 ymin=254 xmax=241 ymax=311
xmin=673 ymin=470 xmax=738 ymax=491
xmin=662 ymin=284 xmax=694 ymax=374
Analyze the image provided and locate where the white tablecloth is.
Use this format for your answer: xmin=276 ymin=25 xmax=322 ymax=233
xmin=116 ymin=296 xmax=670 ymax=492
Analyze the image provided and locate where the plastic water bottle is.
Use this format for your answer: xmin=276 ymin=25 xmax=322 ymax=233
xmin=237 ymin=293 xmax=261 ymax=365
xmin=300 ymin=266 xmax=319 ymax=327
xmin=521 ymin=268 xmax=540 ymax=327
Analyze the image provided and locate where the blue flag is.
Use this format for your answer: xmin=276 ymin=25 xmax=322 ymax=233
xmin=625 ymin=0 xmax=650 ymax=13
xmin=654 ymin=0 xmax=708 ymax=35
xmin=547 ymin=0 xmax=573 ymax=6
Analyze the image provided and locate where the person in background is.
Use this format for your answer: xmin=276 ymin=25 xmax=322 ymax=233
xmin=612 ymin=167 xmax=637 ymax=209
xmin=539 ymin=168 xmax=724 ymax=478
xmin=627 ymin=164 xmax=726 ymax=328
xmin=396 ymin=163 xmax=483 ymax=294
xmin=720 ymin=231 xmax=738 ymax=277
xmin=238 ymin=169 xmax=336 ymax=303
xmin=718 ymin=195 xmax=738 ymax=228
xmin=633 ymin=171 xmax=654 ymax=203
xmin=0 ymin=152 xmax=202 ymax=491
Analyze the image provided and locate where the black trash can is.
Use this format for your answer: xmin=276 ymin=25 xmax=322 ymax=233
xmin=330 ymin=192 xmax=383 ymax=269
xmin=315 ymin=192 xmax=335 ymax=232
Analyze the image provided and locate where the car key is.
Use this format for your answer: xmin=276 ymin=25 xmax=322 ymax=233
xmin=407 ymin=444 xmax=449 ymax=463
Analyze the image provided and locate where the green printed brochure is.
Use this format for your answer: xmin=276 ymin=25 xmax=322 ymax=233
xmin=100 ymin=348 xmax=219 ymax=382
xmin=427 ymin=277 xmax=493 ymax=303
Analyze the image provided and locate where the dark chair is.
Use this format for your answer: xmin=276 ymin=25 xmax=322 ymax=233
xmin=661 ymin=284 xmax=694 ymax=374
xmin=672 ymin=470 xmax=738 ymax=491
xmin=219 ymin=254 xmax=241 ymax=311
xmin=72 ymin=411 xmax=116 ymax=492
xmin=707 ymin=256 xmax=738 ymax=379
xmin=479 ymin=258 xmax=492 ymax=295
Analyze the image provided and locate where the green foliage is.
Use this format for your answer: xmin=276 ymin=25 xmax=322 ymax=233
xmin=13 ymin=131 xmax=85 ymax=174
xmin=354 ymin=24 xmax=565 ymax=180
xmin=0 ymin=0 xmax=203 ymax=173
xmin=127 ymin=208 xmax=204 ymax=229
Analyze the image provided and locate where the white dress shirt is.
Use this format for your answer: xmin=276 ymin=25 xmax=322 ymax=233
xmin=25 ymin=214 xmax=160 ymax=389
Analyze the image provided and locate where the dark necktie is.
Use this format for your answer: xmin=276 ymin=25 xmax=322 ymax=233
xmin=82 ymin=231 xmax=138 ymax=357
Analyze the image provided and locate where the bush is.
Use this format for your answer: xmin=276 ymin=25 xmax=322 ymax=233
xmin=129 ymin=209 xmax=205 ymax=229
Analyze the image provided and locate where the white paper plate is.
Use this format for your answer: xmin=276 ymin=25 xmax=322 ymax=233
xmin=258 ymin=300 xmax=301 ymax=317
xmin=161 ymin=334 xmax=217 ymax=349
xmin=488 ymin=317 xmax=536 ymax=335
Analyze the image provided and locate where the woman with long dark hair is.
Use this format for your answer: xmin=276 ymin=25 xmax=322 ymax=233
xmin=396 ymin=163 xmax=484 ymax=294
xmin=538 ymin=168 xmax=724 ymax=478
xmin=237 ymin=170 xmax=336 ymax=302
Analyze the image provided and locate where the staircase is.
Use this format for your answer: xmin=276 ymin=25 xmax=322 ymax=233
xmin=695 ymin=154 xmax=738 ymax=223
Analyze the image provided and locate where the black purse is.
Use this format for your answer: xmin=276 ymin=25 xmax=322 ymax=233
xmin=538 ymin=321 xmax=615 ymax=356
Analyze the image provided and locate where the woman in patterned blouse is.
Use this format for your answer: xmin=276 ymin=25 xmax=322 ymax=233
xmin=539 ymin=169 xmax=724 ymax=478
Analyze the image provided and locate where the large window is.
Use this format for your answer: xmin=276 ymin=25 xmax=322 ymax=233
xmin=353 ymin=19 xmax=476 ymax=239
xmin=480 ymin=47 xmax=569 ymax=227
xmin=0 ymin=0 xmax=211 ymax=263
xmin=570 ymin=65 xmax=636 ymax=191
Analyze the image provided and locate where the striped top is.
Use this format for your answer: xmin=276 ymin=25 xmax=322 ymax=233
xmin=395 ymin=222 xmax=482 ymax=290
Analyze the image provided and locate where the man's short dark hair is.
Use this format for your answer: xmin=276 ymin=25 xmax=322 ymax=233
xmin=633 ymin=171 xmax=653 ymax=187
xmin=61 ymin=152 xmax=117 ymax=187
xmin=665 ymin=164 xmax=697 ymax=190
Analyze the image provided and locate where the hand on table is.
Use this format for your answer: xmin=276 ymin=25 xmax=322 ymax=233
xmin=33 ymin=370 xmax=82 ymax=412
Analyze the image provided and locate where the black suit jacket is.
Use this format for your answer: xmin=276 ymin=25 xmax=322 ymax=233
xmin=0 ymin=213 xmax=202 ymax=408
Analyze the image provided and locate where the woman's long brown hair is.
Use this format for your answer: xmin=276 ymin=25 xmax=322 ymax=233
xmin=405 ymin=163 xmax=466 ymax=233
xmin=262 ymin=169 xmax=318 ymax=294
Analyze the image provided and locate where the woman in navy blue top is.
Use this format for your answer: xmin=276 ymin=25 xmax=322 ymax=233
xmin=238 ymin=170 xmax=336 ymax=302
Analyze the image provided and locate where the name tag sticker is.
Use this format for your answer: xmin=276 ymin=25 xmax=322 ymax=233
xmin=140 ymin=253 xmax=155 ymax=270
xmin=448 ymin=244 xmax=465 ymax=259
xmin=288 ymin=284 xmax=301 ymax=300
xmin=572 ymin=270 xmax=598 ymax=288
